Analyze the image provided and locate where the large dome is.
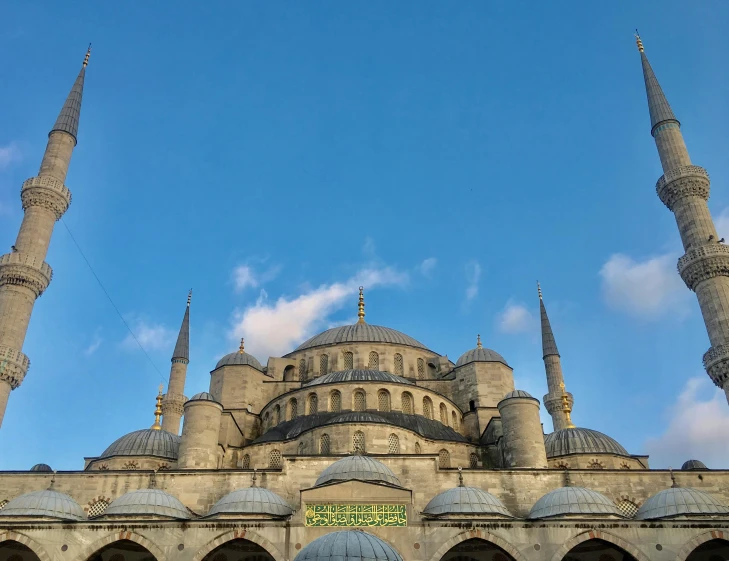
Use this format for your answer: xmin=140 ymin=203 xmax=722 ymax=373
xmin=294 ymin=530 xmax=403 ymax=561
xmin=0 ymin=490 xmax=85 ymax=520
xmin=423 ymin=486 xmax=512 ymax=517
xmin=99 ymin=429 xmax=180 ymax=460
xmin=103 ymin=489 xmax=190 ymax=519
xmin=456 ymin=347 xmax=509 ymax=367
xmin=636 ymin=487 xmax=729 ymax=520
xmin=291 ymin=323 xmax=429 ymax=353
xmin=315 ymin=455 xmax=402 ymax=487
xmin=215 ymin=350 xmax=263 ymax=371
xmin=305 ymin=369 xmax=414 ymax=387
xmin=528 ymin=487 xmax=623 ymax=519
xmin=208 ymin=487 xmax=293 ymax=517
xmin=544 ymin=427 xmax=628 ymax=457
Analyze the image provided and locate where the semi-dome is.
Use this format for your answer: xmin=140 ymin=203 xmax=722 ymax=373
xmin=187 ymin=391 xmax=219 ymax=403
xmin=456 ymin=339 xmax=509 ymax=367
xmin=0 ymin=490 xmax=85 ymax=520
xmin=293 ymin=530 xmax=403 ymax=561
xmin=99 ymin=428 xmax=180 ymax=460
xmin=208 ymin=487 xmax=293 ymax=517
xmin=305 ymin=369 xmax=414 ymax=387
xmin=315 ymin=455 xmax=402 ymax=488
xmin=636 ymin=487 xmax=729 ymax=520
xmin=30 ymin=463 xmax=53 ymax=472
xmin=544 ymin=427 xmax=629 ymax=457
xmin=215 ymin=340 xmax=263 ymax=371
xmin=682 ymin=459 xmax=708 ymax=471
xmin=423 ymin=486 xmax=512 ymax=517
xmin=529 ymin=487 xmax=623 ymax=519
xmin=103 ymin=489 xmax=190 ymax=519
xmin=291 ymin=323 xmax=429 ymax=353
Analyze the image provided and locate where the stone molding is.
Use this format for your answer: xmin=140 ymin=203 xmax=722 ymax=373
xmin=656 ymin=165 xmax=710 ymax=211
xmin=20 ymin=176 xmax=72 ymax=219
xmin=77 ymin=531 xmax=166 ymax=561
xmin=675 ymin=530 xmax=726 ymax=561
xmin=543 ymin=392 xmax=573 ymax=414
xmin=549 ymin=529 xmax=650 ymax=561
xmin=427 ymin=529 xmax=528 ymax=561
xmin=0 ymin=252 xmax=53 ymax=297
xmin=703 ymin=344 xmax=729 ymax=388
xmin=0 ymin=531 xmax=51 ymax=561
xmin=0 ymin=345 xmax=30 ymax=389
xmin=161 ymin=394 xmax=185 ymax=417
xmin=677 ymin=244 xmax=729 ymax=291
xmin=191 ymin=528 xmax=286 ymax=561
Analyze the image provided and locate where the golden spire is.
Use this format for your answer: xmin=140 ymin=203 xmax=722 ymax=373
xmin=635 ymin=30 xmax=644 ymax=53
xmin=187 ymin=288 xmax=192 ymax=307
xmin=561 ymin=392 xmax=575 ymax=429
xmin=238 ymin=338 xmax=245 ymax=354
xmin=83 ymin=43 xmax=92 ymax=68
xmin=151 ymin=384 xmax=163 ymax=430
xmin=476 ymin=334 xmax=483 ymax=349
xmin=537 ymin=281 xmax=543 ymax=300
xmin=357 ymin=286 xmax=366 ymax=324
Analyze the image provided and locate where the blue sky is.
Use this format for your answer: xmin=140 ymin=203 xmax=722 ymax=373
xmin=1 ymin=1 xmax=729 ymax=470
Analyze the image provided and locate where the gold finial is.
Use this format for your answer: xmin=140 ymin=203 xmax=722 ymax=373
xmin=537 ymin=281 xmax=543 ymax=300
xmin=83 ymin=43 xmax=92 ymax=68
xmin=357 ymin=286 xmax=366 ymax=324
xmin=635 ymin=30 xmax=644 ymax=53
xmin=561 ymin=392 xmax=576 ymax=429
xmin=151 ymin=384 xmax=163 ymax=430
xmin=187 ymin=289 xmax=192 ymax=307
xmin=476 ymin=334 xmax=483 ymax=349
xmin=238 ymin=338 xmax=245 ymax=354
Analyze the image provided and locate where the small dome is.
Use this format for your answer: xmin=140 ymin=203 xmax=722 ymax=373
xmin=423 ymin=487 xmax=512 ymax=517
xmin=305 ymin=369 xmax=414 ymax=387
xmin=188 ymin=392 xmax=219 ymax=403
xmin=544 ymin=427 xmax=629 ymax=457
xmin=456 ymin=346 xmax=509 ymax=367
xmin=529 ymin=487 xmax=622 ymax=519
xmin=0 ymin=490 xmax=85 ymax=520
xmin=103 ymin=489 xmax=190 ymax=519
xmin=636 ymin=488 xmax=729 ymax=520
xmin=292 ymin=323 xmax=430 ymax=353
xmin=100 ymin=429 xmax=180 ymax=460
xmin=502 ymin=390 xmax=534 ymax=400
xmin=294 ymin=530 xmax=403 ymax=561
xmin=681 ymin=459 xmax=708 ymax=471
xmin=215 ymin=349 xmax=263 ymax=371
xmin=30 ymin=463 xmax=53 ymax=472
xmin=316 ymin=455 xmax=402 ymax=488
xmin=208 ymin=487 xmax=293 ymax=517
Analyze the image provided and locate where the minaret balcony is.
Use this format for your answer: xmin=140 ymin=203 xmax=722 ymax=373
xmin=656 ymin=165 xmax=709 ymax=211
xmin=543 ymin=392 xmax=573 ymax=414
xmin=0 ymin=252 xmax=53 ymax=297
xmin=677 ymin=244 xmax=729 ymax=291
xmin=20 ymin=176 xmax=72 ymax=220
xmin=0 ymin=345 xmax=30 ymax=389
xmin=703 ymin=344 xmax=729 ymax=388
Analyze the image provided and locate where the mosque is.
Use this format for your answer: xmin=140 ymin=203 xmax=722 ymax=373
xmin=1 ymin=36 xmax=729 ymax=561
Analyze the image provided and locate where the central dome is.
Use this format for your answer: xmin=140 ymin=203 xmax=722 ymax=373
xmin=305 ymin=369 xmax=414 ymax=387
xmin=291 ymin=323 xmax=430 ymax=353
xmin=315 ymin=455 xmax=402 ymax=487
xmin=544 ymin=427 xmax=628 ymax=457
xmin=100 ymin=428 xmax=181 ymax=460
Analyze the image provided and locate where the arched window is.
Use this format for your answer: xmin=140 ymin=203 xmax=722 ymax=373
xmin=387 ymin=434 xmax=400 ymax=454
xmin=469 ymin=453 xmax=479 ymax=468
xmin=269 ymin=449 xmax=282 ymax=469
xmin=343 ymin=351 xmax=354 ymax=369
xmin=469 ymin=399 xmax=476 ymax=411
xmin=241 ymin=454 xmax=250 ymax=469
xmin=440 ymin=403 xmax=448 ymax=425
xmin=353 ymin=390 xmax=366 ymax=412
xmin=368 ymin=351 xmax=379 ymax=370
xmin=616 ymin=499 xmax=638 ymax=518
xmin=417 ymin=358 xmax=425 ymax=379
xmin=283 ymin=364 xmax=295 ymax=380
xmin=289 ymin=398 xmax=298 ymax=420
xmin=263 ymin=411 xmax=270 ymax=429
xmin=394 ymin=353 xmax=404 ymax=376
xmin=438 ymin=449 xmax=450 ymax=468
xmin=308 ymin=393 xmax=318 ymax=414
xmin=299 ymin=359 xmax=306 ymax=380
xmin=329 ymin=390 xmax=341 ymax=413
xmin=320 ymin=434 xmax=331 ymax=454
xmin=401 ymin=392 xmax=413 ymax=414
xmin=273 ymin=404 xmax=280 ymax=425
xmin=377 ymin=389 xmax=391 ymax=412
xmin=87 ymin=498 xmax=110 ymax=518
xmin=414 ymin=442 xmax=421 ymax=454
xmin=353 ymin=430 xmax=365 ymax=453
xmin=320 ymin=354 xmax=329 ymax=375
xmin=452 ymin=411 xmax=459 ymax=430
xmin=298 ymin=442 xmax=305 ymax=455
xmin=423 ymin=397 xmax=433 ymax=419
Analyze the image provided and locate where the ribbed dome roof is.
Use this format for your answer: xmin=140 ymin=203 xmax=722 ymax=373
xmin=456 ymin=347 xmax=509 ymax=367
xmin=208 ymin=487 xmax=293 ymax=517
xmin=501 ymin=390 xmax=534 ymax=400
xmin=215 ymin=350 xmax=263 ymax=371
xmin=544 ymin=427 xmax=629 ymax=457
xmin=423 ymin=487 xmax=512 ymax=517
xmin=0 ymin=490 xmax=85 ymax=520
xmin=528 ymin=487 xmax=622 ymax=519
xmin=30 ymin=463 xmax=53 ymax=472
xmin=294 ymin=530 xmax=403 ymax=561
xmin=103 ymin=489 xmax=190 ymax=519
xmin=100 ymin=429 xmax=180 ymax=460
xmin=316 ymin=456 xmax=402 ymax=488
xmin=305 ymin=369 xmax=414 ymax=387
xmin=636 ymin=488 xmax=729 ymax=520
xmin=682 ymin=459 xmax=708 ymax=471
xmin=188 ymin=391 xmax=219 ymax=403
xmin=292 ymin=323 xmax=429 ymax=353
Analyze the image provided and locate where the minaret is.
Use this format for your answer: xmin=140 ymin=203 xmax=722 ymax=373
xmin=538 ymin=283 xmax=575 ymax=431
xmin=161 ymin=290 xmax=191 ymax=434
xmin=0 ymin=47 xmax=91 ymax=428
xmin=636 ymin=35 xmax=729 ymax=403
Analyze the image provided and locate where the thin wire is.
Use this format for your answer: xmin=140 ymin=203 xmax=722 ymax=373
xmin=60 ymin=217 xmax=167 ymax=384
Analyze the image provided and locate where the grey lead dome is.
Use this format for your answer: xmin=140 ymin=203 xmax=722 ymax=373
xmin=543 ymin=427 xmax=628 ymax=457
xmin=681 ymin=459 xmax=708 ymax=471
xmin=636 ymin=488 xmax=729 ymax=520
xmin=305 ymin=369 xmax=414 ymax=387
xmin=208 ymin=487 xmax=293 ymax=517
xmin=100 ymin=428 xmax=180 ymax=460
xmin=103 ymin=489 xmax=190 ymax=519
xmin=0 ymin=490 xmax=86 ymax=520
xmin=188 ymin=391 xmax=219 ymax=403
xmin=215 ymin=350 xmax=263 ymax=371
xmin=423 ymin=487 xmax=512 ymax=517
xmin=292 ymin=323 xmax=429 ymax=353
xmin=456 ymin=347 xmax=509 ymax=367
xmin=316 ymin=455 xmax=402 ymax=488
xmin=293 ymin=530 xmax=403 ymax=561
xmin=30 ymin=463 xmax=53 ymax=472
xmin=529 ymin=487 xmax=623 ymax=519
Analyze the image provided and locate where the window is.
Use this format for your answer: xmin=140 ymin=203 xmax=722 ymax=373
xmin=320 ymin=354 xmax=329 ymax=375
xmin=289 ymin=398 xmax=298 ymax=420
xmin=344 ymin=351 xmax=354 ymax=369
xmin=308 ymin=393 xmax=318 ymax=414
xmin=354 ymin=390 xmax=366 ymax=412
xmin=428 ymin=362 xmax=437 ymax=377
xmin=368 ymin=351 xmax=379 ymax=370
xmin=588 ymin=460 xmax=604 ymax=469
xmin=387 ymin=434 xmax=400 ymax=454
xmin=298 ymin=442 xmax=305 ymax=455
xmin=320 ymin=434 xmax=331 ymax=454
xmin=263 ymin=411 xmax=270 ymax=429
xmin=438 ymin=449 xmax=450 ymax=468
xmin=401 ymin=392 xmax=413 ymax=414
xmin=330 ymin=390 xmax=341 ymax=413
xmin=616 ymin=499 xmax=639 ymax=518
xmin=273 ymin=405 xmax=280 ymax=425
xmin=241 ymin=454 xmax=250 ymax=469
xmin=423 ymin=397 xmax=433 ymax=419
xmin=299 ymin=359 xmax=306 ymax=380
xmin=269 ymin=449 xmax=282 ymax=469
xmin=469 ymin=453 xmax=479 ymax=468
xmin=469 ymin=400 xmax=476 ymax=411
xmin=87 ymin=498 xmax=110 ymax=518
xmin=353 ymin=430 xmax=365 ymax=453
xmin=452 ymin=411 xmax=459 ymax=431
xmin=394 ymin=353 xmax=404 ymax=376
xmin=414 ymin=442 xmax=421 ymax=454
xmin=378 ymin=389 xmax=391 ymax=412
xmin=440 ymin=403 xmax=448 ymax=425
xmin=417 ymin=358 xmax=425 ymax=379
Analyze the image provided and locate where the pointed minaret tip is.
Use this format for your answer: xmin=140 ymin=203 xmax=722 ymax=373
xmin=172 ymin=291 xmax=191 ymax=362
xmin=50 ymin=46 xmax=91 ymax=144
xmin=187 ymin=289 xmax=192 ymax=307
xmin=537 ymin=281 xmax=543 ymax=300
xmin=357 ymin=286 xmax=366 ymax=324
xmin=83 ymin=43 xmax=92 ymax=67
xmin=635 ymin=30 xmax=644 ymax=53
xmin=538 ymin=283 xmax=560 ymax=357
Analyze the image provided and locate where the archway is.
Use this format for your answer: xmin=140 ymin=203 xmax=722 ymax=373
xmin=201 ymin=539 xmax=275 ymax=561
xmin=86 ymin=540 xmax=157 ymax=561
xmin=440 ymin=538 xmax=516 ymax=561
xmin=562 ymin=539 xmax=637 ymax=561
xmin=0 ymin=540 xmax=41 ymax=561
xmin=685 ymin=539 xmax=729 ymax=561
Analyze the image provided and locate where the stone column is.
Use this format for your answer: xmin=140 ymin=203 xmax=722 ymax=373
xmin=177 ymin=397 xmax=223 ymax=469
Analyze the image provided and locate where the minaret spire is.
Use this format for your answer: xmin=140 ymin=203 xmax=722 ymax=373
xmin=538 ymin=283 xmax=574 ymax=431
xmin=161 ymin=290 xmax=191 ymax=434
xmin=151 ymin=385 xmax=164 ymax=430
xmin=638 ymin=37 xmax=729 ymax=405
xmin=357 ymin=286 xmax=366 ymax=324
xmin=0 ymin=49 xmax=90 ymax=428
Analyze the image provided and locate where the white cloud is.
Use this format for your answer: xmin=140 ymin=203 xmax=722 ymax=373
xmin=498 ymin=299 xmax=537 ymax=333
xmin=599 ymin=252 xmax=688 ymax=318
xmin=122 ymin=317 xmax=175 ymax=352
xmin=0 ymin=142 xmax=21 ymax=169
xmin=644 ymin=377 xmax=729 ymax=468
xmin=83 ymin=330 xmax=103 ymax=356
xmin=232 ymin=263 xmax=280 ymax=292
xmin=230 ymin=266 xmax=409 ymax=359
xmin=464 ymin=261 xmax=481 ymax=302
xmin=419 ymin=257 xmax=437 ymax=277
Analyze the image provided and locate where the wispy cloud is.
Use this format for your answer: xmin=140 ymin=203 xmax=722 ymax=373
xmin=644 ymin=377 xmax=729 ymax=468
xmin=232 ymin=263 xmax=281 ymax=292
xmin=599 ymin=252 xmax=688 ymax=319
xmin=464 ymin=261 xmax=481 ymax=302
xmin=498 ymin=299 xmax=537 ymax=333
xmin=84 ymin=329 xmax=103 ymax=356
xmin=0 ymin=142 xmax=21 ymax=170
xmin=419 ymin=257 xmax=437 ymax=278
xmin=122 ymin=317 xmax=175 ymax=352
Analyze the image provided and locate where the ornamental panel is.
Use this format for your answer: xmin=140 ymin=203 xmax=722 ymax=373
xmin=305 ymin=504 xmax=407 ymax=527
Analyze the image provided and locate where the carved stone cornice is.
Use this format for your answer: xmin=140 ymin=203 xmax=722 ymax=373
xmin=161 ymin=393 xmax=186 ymax=417
xmin=0 ymin=252 xmax=53 ymax=298
xmin=703 ymin=344 xmax=729 ymax=388
xmin=0 ymin=345 xmax=30 ymax=389
xmin=656 ymin=165 xmax=710 ymax=211
xmin=20 ymin=176 xmax=72 ymax=220
xmin=677 ymin=244 xmax=729 ymax=291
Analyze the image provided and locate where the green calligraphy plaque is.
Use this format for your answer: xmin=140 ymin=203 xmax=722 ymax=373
xmin=305 ymin=504 xmax=407 ymax=527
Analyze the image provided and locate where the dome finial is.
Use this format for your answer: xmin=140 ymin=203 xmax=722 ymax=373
xmin=357 ymin=286 xmax=366 ymax=324
xmin=187 ymin=288 xmax=192 ymax=307
xmin=457 ymin=466 xmax=464 ymax=487
xmin=476 ymin=334 xmax=483 ymax=349
xmin=83 ymin=43 xmax=92 ymax=68
xmin=238 ymin=337 xmax=245 ymax=353
xmin=151 ymin=384 xmax=164 ymax=430
xmin=561 ymin=391 xmax=575 ymax=428
xmin=635 ymin=30 xmax=644 ymax=53
xmin=537 ymin=281 xmax=543 ymax=300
